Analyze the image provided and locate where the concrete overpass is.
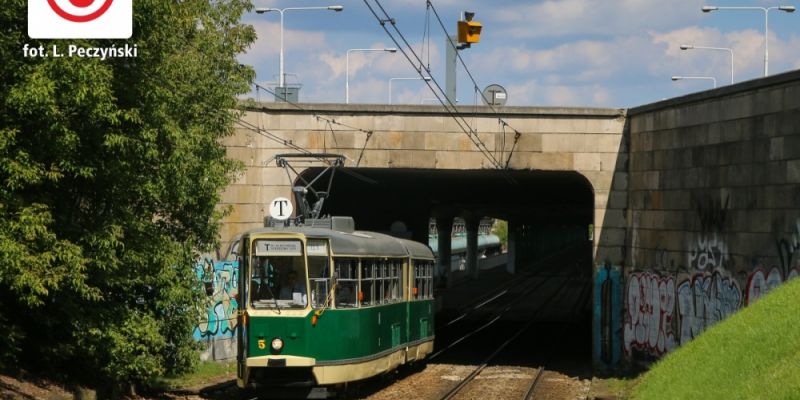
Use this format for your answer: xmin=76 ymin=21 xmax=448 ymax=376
xmin=219 ymin=103 xmax=628 ymax=281
xmin=207 ymin=69 xmax=800 ymax=369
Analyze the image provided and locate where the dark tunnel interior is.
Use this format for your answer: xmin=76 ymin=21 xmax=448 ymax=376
xmin=297 ymin=167 xmax=595 ymax=234
xmin=296 ymin=167 xmax=596 ymax=366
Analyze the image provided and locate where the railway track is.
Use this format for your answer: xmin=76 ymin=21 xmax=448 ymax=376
xmin=438 ymin=320 xmax=540 ymax=400
xmin=200 ymin=247 xmax=591 ymax=400
xmin=430 ymin=269 xmax=582 ymax=400
xmin=438 ymin=242 xmax=587 ymax=330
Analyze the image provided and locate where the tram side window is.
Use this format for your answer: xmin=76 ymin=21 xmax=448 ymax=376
xmin=384 ymin=260 xmax=402 ymax=303
xmin=413 ymin=260 xmax=433 ymax=300
xmin=361 ymin=259 xmax=376 ymax=306
xmin=373 ymin=260 xmax=386 ymax=304
xmin=425 ymin=261 xmax=432 ymax=298
xmin=393 ymin=260 xmax=403 ymax=300
xmin=334 ymin=258 xmax=358 ymax=308
xmin=308 ymin=256 xmax=330 ymax=308
xmin=380 ymin=260 xmax=392 ymax=303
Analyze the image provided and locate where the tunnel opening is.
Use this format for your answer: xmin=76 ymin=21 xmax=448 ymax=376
xmin=296 ymin=167 xmax=595 ymax=372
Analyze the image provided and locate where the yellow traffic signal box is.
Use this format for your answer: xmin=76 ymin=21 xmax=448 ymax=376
xmin=458 ymin=20 xmax=482 ymax=44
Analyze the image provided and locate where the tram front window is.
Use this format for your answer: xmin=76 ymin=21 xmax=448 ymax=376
xmin=250 ymin=239 xmax=307 ymax=309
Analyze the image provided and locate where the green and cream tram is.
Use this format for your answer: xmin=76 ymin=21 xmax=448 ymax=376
xmin=235 ymin=217 xmax=435 ymax=391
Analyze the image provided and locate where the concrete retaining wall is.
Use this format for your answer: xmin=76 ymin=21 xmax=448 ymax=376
xmin=622 ymin=69 xmax=800 ymax=362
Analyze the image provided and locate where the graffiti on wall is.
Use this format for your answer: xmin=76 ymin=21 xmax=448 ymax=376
xmin=746 ymin=266 xmax=799 ymax=306
xmin=687 ymin=233 xmax=729 ymax=271
xmin=745 ymin=218 xmax=800 ymax=305
xmin=622 ymin=199 xmax=800 ymax=362
xmin=676 ymin=271 xmax=740 ymax=345
xmin=594 ymin=265 xmax=622 ymax=369
xmin=194 ymin=259 xmax=239 ymax=340
xmin=695 ymin=195 xmax=729 ymax=234
xmin=688 ymin=195 xmax=730 ymax=271
xmin=776 ymin=218 xmax=800 ymax=275
xmin=623 ymin=272 xmax=676 ymax=356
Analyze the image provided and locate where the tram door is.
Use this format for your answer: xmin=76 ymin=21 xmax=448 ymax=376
xmin=236 ymin=235 xmax=249 ymax=382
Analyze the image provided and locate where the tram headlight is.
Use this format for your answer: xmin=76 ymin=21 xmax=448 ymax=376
xmin=271 ymin=337 xmax=284 ymax=353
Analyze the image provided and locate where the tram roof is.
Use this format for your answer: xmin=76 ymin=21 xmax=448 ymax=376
xmin=243 ymin=227 xmax=434 ymax=259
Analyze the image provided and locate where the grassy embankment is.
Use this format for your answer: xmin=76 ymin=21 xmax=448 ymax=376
xmin=632 ymin=277 xmax=800 ymax=399
xmin=154 ymin=361 xmax=236 ymax=390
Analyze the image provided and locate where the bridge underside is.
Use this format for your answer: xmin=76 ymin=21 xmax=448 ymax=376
xmin=301 ymin=167 xmax=594 ymax=234
xmin=300 ymin=168 xmax=593 ymax=284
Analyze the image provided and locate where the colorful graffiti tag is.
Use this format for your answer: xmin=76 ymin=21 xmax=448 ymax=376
xmin=621 ymin=207 xmax=800 ymax=363
xmin=676 ymin=271 xmax=740 ymax=345
xmin=594 ymin=265 xmax=622 ymax=369
xmin=746 ymin=267 xmax=798 ymax=306
xmin=623 ymin=272 xmax=676 ymax=356
xmin=687 ymin=233 xmax=729 ymax=271
xmin=776 ymin=218 xmax=800 ymax=273
xmin=194 ymin=259 xmax=239 ymax=340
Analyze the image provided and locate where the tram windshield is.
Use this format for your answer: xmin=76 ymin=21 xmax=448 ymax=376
xmin=250 ymin=239 xmax=308 ymax=309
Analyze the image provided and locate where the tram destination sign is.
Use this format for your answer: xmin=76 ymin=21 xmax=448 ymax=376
xmin=255 ymin=240 xmax=302 ymax=256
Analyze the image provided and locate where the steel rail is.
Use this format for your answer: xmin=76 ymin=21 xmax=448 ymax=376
xmin=434 ymin=270 xmax=582 ymax=400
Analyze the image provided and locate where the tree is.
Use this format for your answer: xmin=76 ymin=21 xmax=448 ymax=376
xmin=0 ymin=0 xmax=255 ymax=391
xmin=493 ymin=219 xmax=508 ymax=250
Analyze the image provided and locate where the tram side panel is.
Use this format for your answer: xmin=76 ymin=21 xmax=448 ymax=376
xmin=407 ymin=259 xmax=435 ymax=361
xmin=237 ymin=232 xmax=436 ymax=388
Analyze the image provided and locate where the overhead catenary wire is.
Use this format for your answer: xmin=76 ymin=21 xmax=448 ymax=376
xmin=501 ymin=120 xmax=521 ymax=169
xmin=427 ymin=1 xmax=513 ymax=116
xmin=425 ymin=0 xmax=525 ymax=164
xmin=237 ymin=103 xmax=379 ymax=185
xmin=234 ymin=118 xmax=314 ymax=156
xmin=254 ymin=84 xmax=376 ymax=165
xmin=255 ymin=83 xmax=374 ymax=137
xmin=363 ymin=0 xmax=504 ymax=170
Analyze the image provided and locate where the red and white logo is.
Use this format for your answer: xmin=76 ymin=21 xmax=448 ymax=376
xmin=29 ymin=0 xmax=132 ymax=39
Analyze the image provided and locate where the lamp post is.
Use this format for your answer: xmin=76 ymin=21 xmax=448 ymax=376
xmin=255 ymin=5 xmax=344 ymax=88
xmin=701 ymin=5 xmax=795 ymax=77
xmin=680 ymin=44 xmax=734 ymax=84
xmin=672 ymin=76 xmax=717 ymax=89
xmin=345 ymin=48 xmax=397 ymax=104
xmin=388 ymin=77 xmax=431 ymax=104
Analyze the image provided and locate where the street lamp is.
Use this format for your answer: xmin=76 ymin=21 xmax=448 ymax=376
xmin=680 ymin=44 xmax=734 ymax=84
xmin=672 ymin=76 xmax=717 ymax=89
xmin=345 ymin=48 xmax=397 ymax=104
xmin=255 ymin=6 xmax=344 ymax=88
xmin=701 ymin=5 xmax=795 ymax=77
xmin=388 ymin=77 xmax=431 ymax=104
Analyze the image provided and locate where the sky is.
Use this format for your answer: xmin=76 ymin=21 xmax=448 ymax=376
xmin=238 ymin=0 xmax=800 ymax=108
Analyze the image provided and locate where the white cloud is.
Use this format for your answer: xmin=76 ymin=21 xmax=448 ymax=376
xmin=649 ymin=26 xmax=799 ymax=83
xmin=388 ymin=77 xmax=436 ymax=104
xmin=301 ymin=40 xmax=442 ymax=103
xmin=239 ymin=20 xmax=328 ymax=83
xmin=472 ymin=35 xmax=654 ymax=81
xmin=492 ymin=0 xmax=704 ymax=38
xmin=503 ymin=79 xmax=615 ymax=107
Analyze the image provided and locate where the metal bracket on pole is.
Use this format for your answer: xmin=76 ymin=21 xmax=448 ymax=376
xmin=445 ymin=35 xmax=458 ymax=104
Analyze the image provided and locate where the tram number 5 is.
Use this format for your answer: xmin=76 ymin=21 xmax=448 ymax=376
xmin=269 ymin=197 xmax=293 ymax=221
xmin=258 ymin=339 xmax=266 ymax=350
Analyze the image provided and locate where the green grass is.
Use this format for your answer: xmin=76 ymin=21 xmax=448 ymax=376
xmin=590 ymin=375 xmax=642 ymax=399
xmin=632 ymin=278 xmax=800 ymax=400
xmin=154 ymin=361 xmax=236 ymax=390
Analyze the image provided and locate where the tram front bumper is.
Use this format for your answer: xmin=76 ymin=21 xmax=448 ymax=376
xmin=246 ymin=355 xmax=316 ymax=367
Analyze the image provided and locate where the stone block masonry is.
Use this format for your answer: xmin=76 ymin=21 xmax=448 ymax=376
xmin=623 ymin=69 xmax=800 ymax=363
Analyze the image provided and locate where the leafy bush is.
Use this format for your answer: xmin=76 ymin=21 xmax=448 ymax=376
xmin=0 ymin=0 xmax=254 ymax=389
